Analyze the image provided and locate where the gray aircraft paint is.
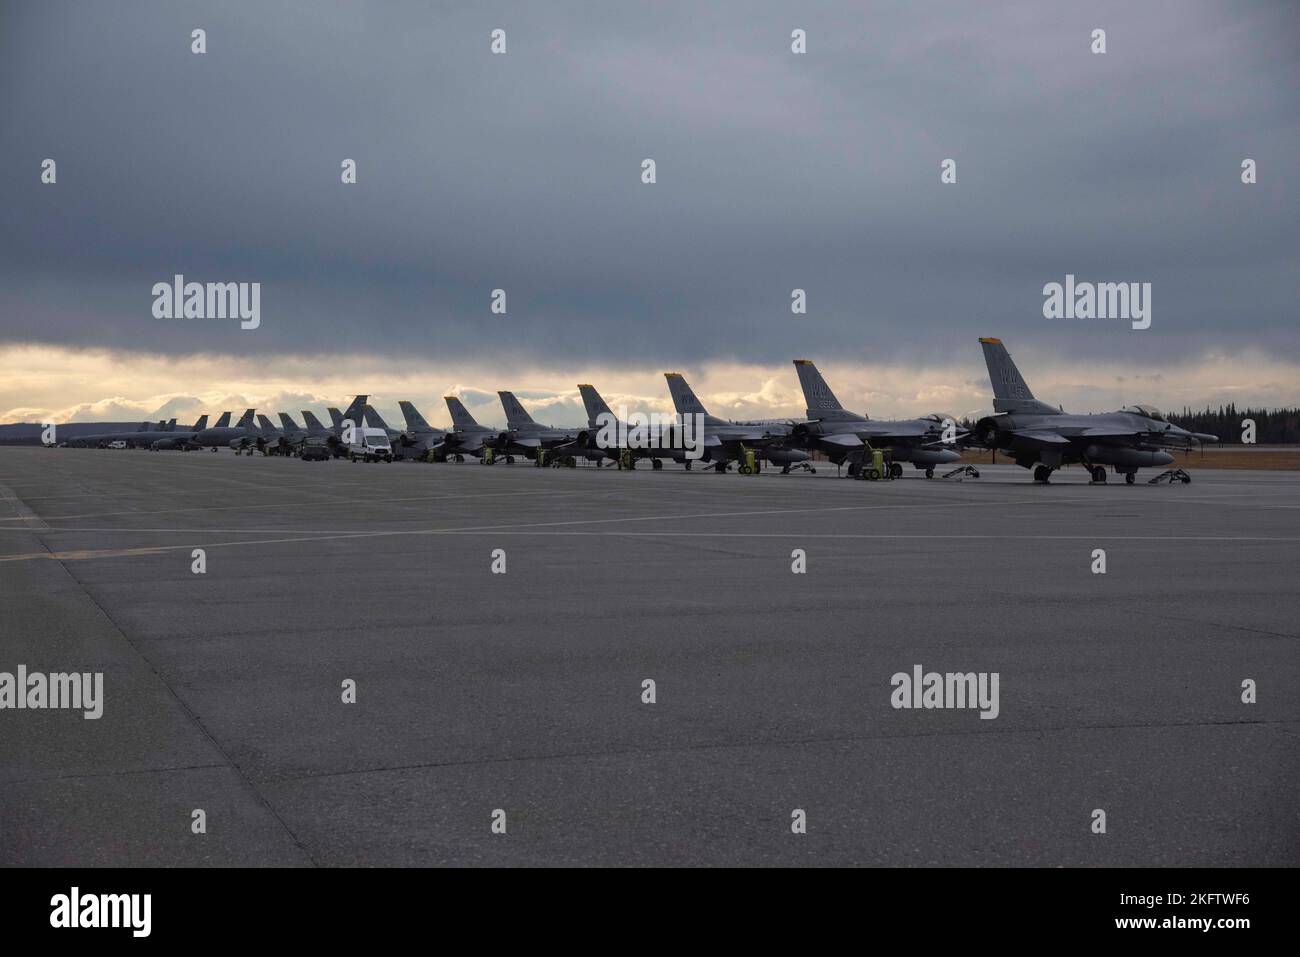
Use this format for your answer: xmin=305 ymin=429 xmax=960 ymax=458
xmin=496 ymin=390 xmax=606 ymax=462
xmin=791 ymin=359 xmax=962 ymax=471
xmin=975 ymin=338 xmax=1217 ymax=481
xmin=662 ymin=372 xmax=808 ymax=471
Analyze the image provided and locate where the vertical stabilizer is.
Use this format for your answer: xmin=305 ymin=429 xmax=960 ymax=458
xmin=577 ymin=384 xmax=614 ymax=428
xmin=445 ymin=396 xmax=481 ymax=430
xmin=498 ymin=391 xmax=536 ymax=428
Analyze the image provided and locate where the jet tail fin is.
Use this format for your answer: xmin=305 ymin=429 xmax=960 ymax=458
xmin=213 ymin=411 xmax=232 ymax=429
xmin=979 ymin=338 xmax=1061 ymax=415
xmin=234 ymin=408 xmax=255 ymax=429
xmin=663 ymin=373 xmax=711 ymax=418
xmin=498 ymin=391 xmax=536 ymax=427
xmin=302 ymin=411 xmax=327 ymax=433
xmin=338 ymin=395 xmax=368 ymax=431
xmin=278 ymin=413 xmax=301 ymax=433
xmin=363 ymin=404 xmax=392 ymax=431
xmin=445 ymin=396 xmax=480 ymax=430
xmin=191 ymin=414 xmax=208 ymax=431
xmin=792 ymin=358 xmax=863 ymax=421
xmin=577 ymin=384 xmax=614 ymax=428
xmin=399 ymin=400 xmax=434 ymax=433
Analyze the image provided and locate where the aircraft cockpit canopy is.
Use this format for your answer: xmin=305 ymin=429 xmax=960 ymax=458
xmin=1123 ymin=405 xmax=1166 ymax=422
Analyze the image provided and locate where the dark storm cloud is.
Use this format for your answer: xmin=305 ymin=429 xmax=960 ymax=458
xmin=1 ymin=0 xmax=1296 ymax=369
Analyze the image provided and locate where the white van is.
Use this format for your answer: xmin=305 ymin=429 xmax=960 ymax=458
xmin=348 ymin=427 xmax=393 ymax=463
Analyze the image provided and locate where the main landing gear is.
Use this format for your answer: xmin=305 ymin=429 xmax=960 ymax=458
xmin=1033 ymin=465 xmax=1055 ymax=483
xmin=1090 ymin=465 xmax=1107 ymax=483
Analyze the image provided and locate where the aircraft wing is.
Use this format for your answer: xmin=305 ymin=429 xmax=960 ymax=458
xmin=512 ymin=436 xmax=542 ymax=448
xmin=820 ymin=433 xmax=865 ymax=449
xmin=1079 ymin=428 xmax=1142 ymax=439
xmin=1008 ymin=429 xmax=1072 ymax=446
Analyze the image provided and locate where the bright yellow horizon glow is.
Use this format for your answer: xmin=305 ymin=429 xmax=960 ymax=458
xmin=3 ymin=344 xmax=1298 ymax=429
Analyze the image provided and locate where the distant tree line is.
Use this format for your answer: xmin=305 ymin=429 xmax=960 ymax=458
xmin=1166 ymin=405 xmax=1300 ymax=444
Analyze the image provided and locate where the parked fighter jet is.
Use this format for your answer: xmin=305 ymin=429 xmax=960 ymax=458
xmin=790 ymin=359 xmax=964 ymax=478
xmin=577 ymin=383 xmax=696 ymax=469
xmin=395 ymin=401 xmax=454 ymax=460
xmin=298 ymin=410 xmax=346 ymax=457
xmin=974 ymin=337 xmax=1217 ymax=483
xmin=662 ymin=373 xmax=811 ymax=473
xmin=249 ymin=414 xmax=300 ymax=455
xmin=497 ymin=391 xmax=607 ymax=466
xmin=442 ymin=396 xmax=496 ymax=460
xmin=277 ymin=413 xmax=308 ymax=445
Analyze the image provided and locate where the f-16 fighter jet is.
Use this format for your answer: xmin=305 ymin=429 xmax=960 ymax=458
xmin=393 ymin=401 xmax=457 ymax=460
xmin=576 ymin=383 xmax=701 ymax=469
xmin=662 ymin=373 xmax=811 ymax=473
xmin=496 ymin=391 xmax=608 ymax=466
xmin=975 ymin=337 xmax=1217 ymax=484
xmin=442 ymin=396 xmax=497 ymax=460
xmin=790 ymin=359 xmax=964 ymax=479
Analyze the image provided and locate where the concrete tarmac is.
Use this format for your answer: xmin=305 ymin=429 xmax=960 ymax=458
xmin=1 ymin=447 xmax=1296 ymax=866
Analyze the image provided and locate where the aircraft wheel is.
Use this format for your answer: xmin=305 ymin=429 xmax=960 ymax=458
xmin=810 ymin=467 xmax=816 ymax=474
xmin=1033 ymin=465 xmax=1052 ymax=483
xmin=1181 ymin=475 xmax=1191 ymax=484
xmin=1091 ymin=466 xmax=1107 ymax=483
xmin=684 ymin=461 xmax=692 ymax=470
xmin=924 ymin=467 xmax=934 ymax=479
xmin=1126 ymin=472 xmax=1136 ymax=485
xmin=890 ymin=462 xmax=903 ymax=479
xmin=652 ymin=459 xmax=662 ymax=470
xmin=781 ymin=466 xmax=790 ymax=474
xmin=506 ymin=455 xmax=515 ymax=464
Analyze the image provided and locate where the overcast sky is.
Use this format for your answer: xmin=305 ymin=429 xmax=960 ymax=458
xmin=1 ymin=1 xmax=1296 ymax=426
